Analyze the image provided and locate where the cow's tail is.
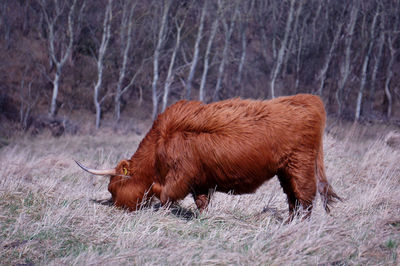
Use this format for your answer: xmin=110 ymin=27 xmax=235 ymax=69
xmin=316 ymin=142 xmax=341 ymax=213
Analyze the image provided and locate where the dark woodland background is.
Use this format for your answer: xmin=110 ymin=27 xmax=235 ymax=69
xmin=1 ymin=0 xmax=400 ymax=137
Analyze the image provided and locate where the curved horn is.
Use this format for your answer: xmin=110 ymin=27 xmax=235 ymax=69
xmin=75 ymin=160 xmax=116 ymax=176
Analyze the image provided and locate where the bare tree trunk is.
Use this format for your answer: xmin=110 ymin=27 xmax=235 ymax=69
xmin=311 ymin=1 xmax=322 ymax=42
xmin=186 ymin=0 xmax=207 ymax=99
xmin=283 ymin=0 xmax=303 ymax=78
xmin=269 ymin=0 xmax=295 ymax=99
xmin=236 ymin=0 xmax=253 ymax=96
xmin=271 ymin=4 xmax=278 ymax=61
xmin=336 ymin=2 xmax=358 ymax=117
xmin=317 ymin=22 xmax=343 ymax=96
xmin=213 ymin=3 xmax=238 ymax=101
xmin=384 ymin=0 xmax=399 ymax=119
xmin=162 ymin=17 xmax=185 ymax=112
xmin=115 ymin=1 xmax=136 ymax=122
xmin=41 ymin=0 xmax=78 ymax=118
xmin=93 ymin=0 xmax=112 ymax=129
xmin=259 ymin=2 xmax=276 ymax=65
xmin=384 ymin=35 xmax=395 ymax=119
xmin=237 ymin=20 xmax=248 ymax=94
xmin=368 ymin=24 xmax=384 ymax=113
xmin=294 ymin=12 xmax=310 ymax=93
xmin=355 ymin=9 xmax=378 ymax=121
xmin=199 ymin=1 xmax=220 ymax=102
xmin=19 ymin=79 xmax=38 ymax=131
xmin=260 ymin=28 xmax=269 ymax=63
xmin=294 ymin=35 xmax=302 ymax=94
xmin=151 ymin=0 xmax=171 ymax=120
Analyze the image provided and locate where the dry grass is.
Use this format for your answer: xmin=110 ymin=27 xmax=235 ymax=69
xmin=1 ymin=126 xmax=400 ymax=265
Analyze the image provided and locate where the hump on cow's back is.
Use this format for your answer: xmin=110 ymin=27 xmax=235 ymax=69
xmin=156 ymin=100 xmax=204 ymax=133
xmin=276 ymin=94 xmax=323 ymax=107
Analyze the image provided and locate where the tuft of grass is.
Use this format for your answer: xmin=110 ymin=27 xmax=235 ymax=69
xmin=0 ymin=129 xmax=400 ymax=264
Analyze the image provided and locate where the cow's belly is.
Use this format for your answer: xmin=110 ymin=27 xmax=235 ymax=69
xmin=208 ymin=171 xmax=276 ymax=195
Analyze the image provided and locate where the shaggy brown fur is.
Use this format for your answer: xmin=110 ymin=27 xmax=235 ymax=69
xmin=104 ymin=94 xmax=340 ymax=219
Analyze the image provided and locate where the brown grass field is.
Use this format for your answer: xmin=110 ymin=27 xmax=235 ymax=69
xmin=1 ymin=124 xmax=399 ymax=265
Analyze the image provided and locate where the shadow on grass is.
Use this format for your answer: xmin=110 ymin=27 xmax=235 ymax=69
xmin=90 ymin=198 xmax=114 ymax=206
xmin=90 ymin=198 xmax=198 ymax=220
xmin=90 ymin=198 xmax=289 ymax=222
xmin=152 ymin=202 xmax=198 ymax=220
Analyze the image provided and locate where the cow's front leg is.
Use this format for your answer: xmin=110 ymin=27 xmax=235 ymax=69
xmin=193 ymin=189 xmax=214 ymax=213
xmin=194 ymin=194 xmax=210 ymax=212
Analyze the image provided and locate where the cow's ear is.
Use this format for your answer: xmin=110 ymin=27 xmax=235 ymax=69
xmin=118 ymin=160 xmax=130 ymax=175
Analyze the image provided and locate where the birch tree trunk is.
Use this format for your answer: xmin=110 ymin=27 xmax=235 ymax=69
xmin=368 ymin=23 xmax=384 ymax=113
xmin=199 ymin=1 xmax=220 ymax=102
xmin=294 ymin=12 xmax=310 ymax=93
xmin=260 ymin=28 xmax=269 ymax=63
xmin=317 ymin=22 xmax=343 ymax=96
xmin=384 ymin=0 xmax=399 ymax=119
xmin=151 ymin=0 xmax=171 ymax=121
xmin=19 ymin=79 xmax=38 ymax=131
xmin=384 ymin=35 xmax=395 ymax=119
xmin=269 ymin=0 xmax=295 ymax=99
xmin=311 ymin=1 xmax=322 ymax=43
xmin=186 ymin=0 xmax=207 ymax=99
xmin=259 ymin=2 xmax=276 ymax=66
xmin=336 ymin=2 xmax=358 ymax=117
xmin=162 ymin=17 xmax=185 ymax=112
xmin=213 ymin=3 xmax=238 ymax=101
xmin=355 ymin=9 xmax=378 ymax=121
xmin=41 ymin=0 xmax=77 ymax=118
xmin=237 ymin=18 xmax=247 ymax=95
xmin=115 ymin=1 xmax=136 ymax=122
xmin=283 ymin=0 xmax=303 ymax=78
xmin=271 ymin=4 xmax=278 ymax=61
xmin=236 ymin=0 xmax=253 ymax=95
xmin=93 ymin=0 xmax=112 ymax=129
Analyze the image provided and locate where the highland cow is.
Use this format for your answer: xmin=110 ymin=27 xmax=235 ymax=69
xmin=76 ymin=94 xmax=340 ymax=220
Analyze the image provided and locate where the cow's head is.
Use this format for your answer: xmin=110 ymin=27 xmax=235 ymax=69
xmin=75 ymin=160 xmax=158 ymax=211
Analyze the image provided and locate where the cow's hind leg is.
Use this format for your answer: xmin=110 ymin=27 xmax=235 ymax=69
xmin=278 ymin=163 xmax=317 ymax=221
xmin=277 ymin=170 xmax=297 ymax=221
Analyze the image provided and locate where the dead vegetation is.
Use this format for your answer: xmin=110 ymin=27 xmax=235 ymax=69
xmin=0 ymin=125 xmax=399 ymax=265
